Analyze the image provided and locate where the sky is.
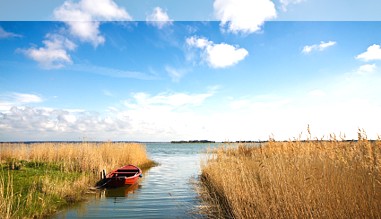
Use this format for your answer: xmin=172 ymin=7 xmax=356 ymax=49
xmin=0 ymin=0 xmax=381 ymax=141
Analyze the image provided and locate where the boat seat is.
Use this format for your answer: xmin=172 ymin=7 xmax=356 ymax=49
xmin=117 ymin=170 xmax=138 ymax=173
xmin=115 ymin=172 xmax=137 ymax=177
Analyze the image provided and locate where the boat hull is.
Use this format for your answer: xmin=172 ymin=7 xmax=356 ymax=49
xmin=105 ymin=164 xmax=142 ymax=187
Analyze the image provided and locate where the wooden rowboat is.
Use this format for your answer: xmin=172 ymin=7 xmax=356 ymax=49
xmin=103 ymin=164 xmax=142 ymax=187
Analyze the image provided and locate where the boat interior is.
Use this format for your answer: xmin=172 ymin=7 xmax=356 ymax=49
xmin=113 ymin=169 xmax=138 ymax=177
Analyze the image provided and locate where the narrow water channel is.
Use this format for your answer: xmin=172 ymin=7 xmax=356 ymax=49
xmin=55 ymin=143 xmax=219 ymax=218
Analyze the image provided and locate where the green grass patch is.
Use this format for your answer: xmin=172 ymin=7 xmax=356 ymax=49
xmin=1 ymin=161 xmax=90 ymax=218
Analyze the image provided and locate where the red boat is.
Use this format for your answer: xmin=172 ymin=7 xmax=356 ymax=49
xmin=104 ymin=165 xmax=142 ymax=187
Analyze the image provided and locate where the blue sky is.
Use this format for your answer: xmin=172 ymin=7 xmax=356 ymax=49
xmin=1 ymin=0 xmax=381 ymax=21
xmin=1 ymin=0 xmax=381 ymax=141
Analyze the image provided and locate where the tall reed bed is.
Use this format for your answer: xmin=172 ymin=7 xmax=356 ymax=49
xmin=0 ymin=171 xmax=16 ymax=218
xmin=0 ymin=142 xmax=153 ymax=173
xmin=199 ymin=134 xmax=381 ymax=218
xmin=0 ymin=142 xmax=154 ymax=218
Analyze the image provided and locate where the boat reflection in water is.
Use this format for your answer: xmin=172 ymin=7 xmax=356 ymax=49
xmin=101 ymin=183 xmax=141 ymax=198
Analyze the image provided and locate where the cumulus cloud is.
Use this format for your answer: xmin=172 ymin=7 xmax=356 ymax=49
xmin=186 ymin=36 xmax=248 ymax=68
xmin=213 ymin=0 xmax=277 ymax=34
xmin=0 ymin=90 xmax=216 ymax=141
xmin=11 ymin=93 xmax=43 ymax=103
xmin=54 ymin=0 xmax=131 ymax=46
xmin=356 ymin=44 xmax=381 ymax=62
xmin=21 ymin=33 xmax=76 ymax=69
xmin=356 ymin=64 xmax=377 ymax=75
xmin=279 ymin=0 xmax=304 ymax=11
xmin=0 ymin=26 xmax=22 ymax=39
xmin=146 ymin=7 xmax=173 ymax=29
xmin=21 ymin=0 xmax=130 ymax=68
xmin=64 ymin=21 xmax=105 ymax=47
xmin=0 ymin=106 xmax=129 ymax=135
xmin=302 ymin=41 xmax=336 ymax=54
xmin=2 ymin=81 xmax=381 ymax=141
xmin=118 ymin=90 xmax=217 ymax=141
xmin=206 ymin=43 xmax=249 ymax=68
xmin=0 ymin=92 xmax=43 ymax=112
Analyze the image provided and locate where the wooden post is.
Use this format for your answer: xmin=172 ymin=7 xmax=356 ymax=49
xmin=102 ymin=169 xmax=106 ymax=179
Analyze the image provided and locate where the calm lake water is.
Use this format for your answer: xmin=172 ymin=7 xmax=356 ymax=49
xmin=55 ymin=142 xmax=221 ymax=219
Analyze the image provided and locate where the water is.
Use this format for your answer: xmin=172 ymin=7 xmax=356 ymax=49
xmin=55 ymin=143 xmax=220 ymax=219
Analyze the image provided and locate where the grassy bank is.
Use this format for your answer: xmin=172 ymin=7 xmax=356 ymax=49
xmin=199 ymin=134 xmax=381 ymax=218
xmin=0 ymin=142 xmax=155 ymax=218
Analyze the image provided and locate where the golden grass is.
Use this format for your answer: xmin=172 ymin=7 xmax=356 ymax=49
xmin=0 ymin=142 xmax=155 ymax=218
xmin=0 ymin=172 xmax=18 ymax=219
xmin=0 ymin=142 xmax=153 ymax=173
xmin=199 ymin=135 xmax=381 ymax=218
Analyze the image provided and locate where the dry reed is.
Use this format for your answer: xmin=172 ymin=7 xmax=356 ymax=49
xmin=199 ymin=133 xmax=381 ymax=218
xmin=0 ymin=142 xmax=154 ymax=218
xmin=0 ymin=171 xmax=19 ymax=219
xmin=0 ymin=142 xmax=153 ymax=173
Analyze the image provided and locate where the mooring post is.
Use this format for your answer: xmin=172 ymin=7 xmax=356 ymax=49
xmin=102 ymin=169 xmax=106 ymax=179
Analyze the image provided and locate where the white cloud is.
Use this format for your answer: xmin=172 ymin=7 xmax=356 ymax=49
xmin=213 ymin=0 xmax=277 ymax=34
xmin=319 ymin=41 xmax=336 ymax=50
xmin=125 ymin=91 xmax=214 ymax=110
xmin=302 ymin=41 xmax=336 ymax=54
xmin=66 ymin=21 xmax=105 ymax=47
xmin=21 ymin=33 xmax=76 ymax=69
xmin=119 ymin=90 xmax=217 ymax=141
xmin=20 ymin=0 xmax=130 ymax=68
xmin=0 ymin=106 xmax=129 ymax=136
xmin=79 ymin=0 xmax=131 ymax=20
xmin=70 ymin=64 xmax=159 ymax=80
xmin=11 ymin=93 xmax=43 ymax=103
xmin=356 ymin=44 xmax=381 ymax=62
xmin=206 ymin=43 xmax=249 ymax=68
xmin=279 ymin=0 xmax=304 ymax=11
xmin=0 ymin=26 xmax=22 ymax=39
xmin=146 ymin=7 xmax=173 ymax=29
xmin=1 ymin=76 xmax=381 ymax=141
xmin=165 ymin=66 xmax=188 ymax=82
xmin=186 ymin=36 xmax=249 ymax=68
xmin=186 ymin=36 xmax=211 ymax=49
xmin=54 ymin=0 xmax=131 ymax=47
xmin=0 ymin=92 xmax=43 ymax=112
xmin=357 ymin=64 xmax=377 ymax=75
xmin=0 ymin=90 xmax=216 ymax=141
